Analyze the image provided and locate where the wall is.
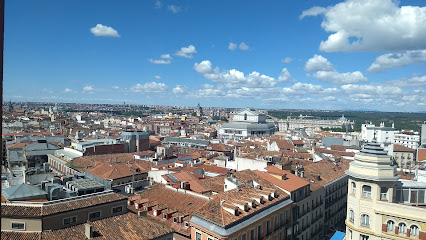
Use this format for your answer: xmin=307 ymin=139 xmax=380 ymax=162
xmin=1 ymin=218 xmax=42 ymax=232
xmin=83 ymin=143 xmax=126 ymax=156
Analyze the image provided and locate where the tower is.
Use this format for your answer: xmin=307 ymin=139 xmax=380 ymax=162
xmin=345 ymin=140 xmax=399 ymax=239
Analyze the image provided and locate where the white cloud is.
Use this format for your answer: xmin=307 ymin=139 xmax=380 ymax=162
xmin=64 ymin=88 xmax=73 ymax=93
xmin=175 ymin=45 xmax=197 ymax=58
xmin=228 ymin=42 xmax=237 ymax=51
xmin=83 ymin=86 xmax=94 ymax=92
xmin=314 ymin=70 xmax=367 ymax=84
xmin=277 ymin=68 xmax=292 ymax=82
xmin=301 ymin=0 xmax=426 ymax=52
xmin=305 ymin=54 xmax=367 ymax=84
xmin=239 ymin=42 xmax=250 ymax=50
xmin=149 ymin=59 xmax=171 ymax=64
xmin=112 ymin=86 xmax=120 ymax=90
xmin=131 ymin=82 xmax=168 ymax=93
xmin=281 ymin=82 xmax=340 ymax=95
xmin=367 ymin=50 xmax=426 ymax=72
xmin=341 ymin=84 xmax=402 ymax=95
xmin=300 ymin=6 xmax=327 ymax=19
xmin=172 ymin=85 xmax=187 ymax=94
xmin=192 ymin=88 xmax=225 ymax=98
xmin=282 ymin=57 xmax=293 ymax=64
xmin=155 ymin=76 xmax=161 ymax=80
xmin=90 ymin=24 xmax=120 ymax=37
xmin=323 ymin=96 xmax=336 ymax=101
xmin=385 ymin=75 xmax=426 ymax=88
xmin=202 ymin=84 xmax=214 ymax=89
xmin=305 ymin=54 xmax=334 ymax=72
xmin=160 ymin=54 xmax=172 ymax=60
xmin=168 ymin=5 xmax=181 ymax=14
xmin=194 ymin=60 xmax=289 ymax=89
xmin=155 ymin=0 xmax=162 ymax=8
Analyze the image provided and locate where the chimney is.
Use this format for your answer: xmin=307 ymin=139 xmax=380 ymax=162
xmin=85 ymin=223 xmax=93 ymax=239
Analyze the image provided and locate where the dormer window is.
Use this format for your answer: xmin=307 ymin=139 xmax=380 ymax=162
xmin=173 ymin=217 xmax=177 ymax=223
xmin=163 ymin=213 xmax=167 ymax=219
xmin=184 ymin=221 xmax=189 ymax=228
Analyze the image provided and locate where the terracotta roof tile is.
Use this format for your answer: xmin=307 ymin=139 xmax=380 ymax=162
xmin=393 ymin=144 xmax=416 ymax=153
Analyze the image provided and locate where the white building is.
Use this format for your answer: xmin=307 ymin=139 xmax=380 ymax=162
xmin=394 ymin=132 xmax=420 ymax=149
xmin=218 ymin=108 xmax=276 ymax=141
xmin=278 ymin=115 xmax=354 ymax=131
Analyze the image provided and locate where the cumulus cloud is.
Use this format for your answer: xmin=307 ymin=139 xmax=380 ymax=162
xmin=131 ymin=82 xmax=168 ymax=93
xmin=239 ymin=42 xmax=250 ymax=50
xmin=83 ymin=86 xmax=94 ymax=92
xmin=202 ymin=84 xmax=214 ymax=89
xmin=300 ymin=0 xmax=426 ymax=52
xmin=172 ymin=85 xmax=187 ymax=94
xmin=194 ymin=60 xmax=291 ymax=89
xmin=168 ymin=5 xmax=181 ymax=14
xmin=385 ymin=75 xmax=426 ymax=88
xmin=282 ymin=57 xmax=293 ymax=64
xmin=281 ymin=82 xmax=340 ymax=95
xmin=175 ymin=45 xmax=197 ymax=58
xmin=323 ymin=96 xmax=336 ymax=101
xmin=367 ymin=50 xmax=426 ymax=72
xmin=305 ymin=54 xmax=334 ymax=72
xmin=155 ymin=76 xmax=161 ymax=80
xmin=314 ymin=71 xmax=367 ymax=84
xmin=341 ymin=84 xmax=402 ymax=95
xmin=160 ymin=54 xmax=172 ymax=60
xmin=277 ymin=68 xmax=292 ymax=82
xmin=149 ymin=54 xmax=173 ymax=64
xmin=112 ymin=86 xmax=120 ymax=90
xmin=64 ymin=88 xmax=73 ymax=93
xmin=90 ymin=24 xmax=120 ymax=37
xmin=305 ymin=54 xmax=367 ymax=84
xmin=228 ymin=42 xmax=237 ymax=51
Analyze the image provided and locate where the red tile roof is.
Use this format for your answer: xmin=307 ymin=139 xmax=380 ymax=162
xmin=256 ymin=166 xmax=310 ymax=192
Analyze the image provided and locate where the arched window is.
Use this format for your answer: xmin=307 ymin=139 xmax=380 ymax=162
xmin=410 ymin=225 xmax=419 ymax=237
xmin=351 ymin=182 xmax=356 ymax=194
xmin=362 ymin=185 xmax=372 ymax=198
xmin=361 ymin=214 xmax=370 ymax=227
xmin=349 ymin=210 xmax=354 ymax=222
xmin=387 ymin=220 xmax=394 ymax=232
xmin=398 ymin=223 xmax=406 ymax=234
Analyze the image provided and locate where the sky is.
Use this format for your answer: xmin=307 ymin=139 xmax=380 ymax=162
xmin=3 ymin=0 xmax=426 ymax=112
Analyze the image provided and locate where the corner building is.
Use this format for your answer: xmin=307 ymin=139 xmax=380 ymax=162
xmin=345 ymin=141 xmax=426 ymax=239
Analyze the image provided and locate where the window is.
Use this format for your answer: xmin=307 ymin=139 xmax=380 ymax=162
xmin=250 ymin=229 xmax=255 ymax=240
xmin=274 ymin=215 xmax=279 ymax=229
xmin=88 ymin=211 xmax=101 ymax=220
xmin=352 ymin=182 xmax=356 ymax=194
xmin=184 ymin=221 xmax=189 ymax=227
xmin=362 ymin=185 xmax=371 ymax=198
xmin=242 ymin=233 xmax=247 ymax=240
xmin=112 ymin=206 xmax=123 ymax=214
xmin=349 ymin=210 xmax=354 ymax=222
xmin=257 ymin=225 xmax=263 ymax=239
xmin=196 ymin=232 xmax=202 ymax=240
xmin=63 ymin=216 xmax=77 ymax=225
xmin=380 ymin=187 xmax=388 ymax=200
xmin=360 ymin=214 xmax=370 ymax=227
xmin=11 ymin=222 xmax=25 ymax=230
xmin=386 ymin=220 xmax=394 ymax=232
xmin=398 ymin=223 xmax=406 ymax=234
xmin=410 ymin=225 xmax=419 ymax=237
xmin=360 ymin=235 xmax=369 ymax=240
xmin=267 ymin=220 xmax=271 ymax=235
xmin=280 ymin=212 xmax=284 ymax=225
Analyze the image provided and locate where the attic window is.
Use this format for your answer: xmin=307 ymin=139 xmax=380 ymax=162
xmin=173 ymin=217 xmax=177 ymax=223
xmin=184 ymin=221 xmax=189 ymax=227
xmin=210 ymin=209 xmax=216 ymax=213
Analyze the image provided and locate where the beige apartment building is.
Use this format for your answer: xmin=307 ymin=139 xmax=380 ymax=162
xmin=345 ymin=140 xmax=426 ymax=239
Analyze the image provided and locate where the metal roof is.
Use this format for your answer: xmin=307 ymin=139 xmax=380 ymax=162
xmin=2 ymin=183 xmax=48 ymax=200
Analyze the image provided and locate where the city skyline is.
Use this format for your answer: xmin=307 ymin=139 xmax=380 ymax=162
xmin=3 ymin=0 xmax=426 ymax=112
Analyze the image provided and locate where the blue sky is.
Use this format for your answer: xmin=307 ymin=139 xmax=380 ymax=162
xmin=4 ymin=0 xmax=426 ymax=112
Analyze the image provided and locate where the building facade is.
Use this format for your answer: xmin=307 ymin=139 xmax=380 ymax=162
xmin=345 ymin=140 xmax=426 ymax=239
